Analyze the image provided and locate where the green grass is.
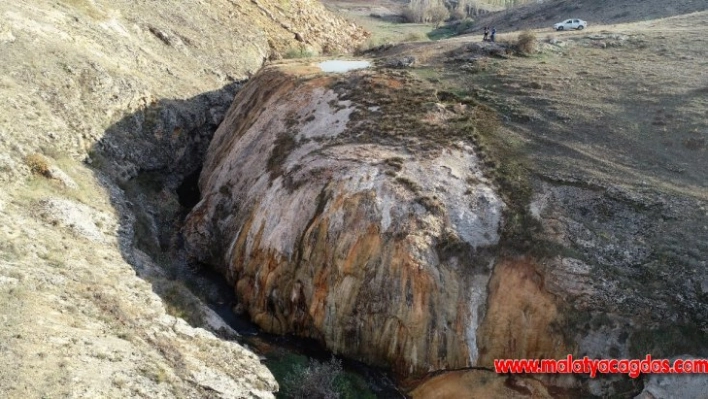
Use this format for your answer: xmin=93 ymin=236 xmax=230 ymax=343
xmin=335 ymin=10 xmax=435 ymax=50
xmin=427 ymin=19 xmax=475 ymax=40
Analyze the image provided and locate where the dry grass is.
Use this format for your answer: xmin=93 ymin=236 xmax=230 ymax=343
xmin=24 ymin=153 xmax=51 ymax=176
xmin=17 ymin=156 xmax=110 ymax=211
xmin=58 ymin=0 xmax=107 ymax=20
xmin=515 ymin=31 xmax=537 ymax=55
xmin=426 ymin=12 xmax=708 ymax=197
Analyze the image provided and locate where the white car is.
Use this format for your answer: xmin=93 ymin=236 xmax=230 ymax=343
xmin=553 ymin=19 xmax=587 ymax=31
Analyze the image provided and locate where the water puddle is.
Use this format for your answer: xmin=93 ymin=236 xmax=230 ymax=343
xmin=318 ymin=60 xmax=371 ymax=73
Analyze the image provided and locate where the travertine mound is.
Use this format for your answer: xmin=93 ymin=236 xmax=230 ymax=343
xmin=184 ymin=65 xmax=507 ymax=374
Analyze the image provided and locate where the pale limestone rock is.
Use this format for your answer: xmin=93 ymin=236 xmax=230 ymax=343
xmin=635 ymin=357 xmax=708 ymax=399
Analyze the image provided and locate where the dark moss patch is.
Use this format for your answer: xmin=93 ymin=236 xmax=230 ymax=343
xmin=383 ymin=157 xmax=404 ymax=170
xmin=629 ymin=325 xmax=708 ymax=359
xmin=396 ymin=176 xmax=422 ymax=193
xmin=417 ymin=195 xmax=445 ymax=215
xmin=267 ymin=132 xmax=298 ymax=179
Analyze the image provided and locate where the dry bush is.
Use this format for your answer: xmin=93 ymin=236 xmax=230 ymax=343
xmin=452 ymin=0 xmax=476 ymax=20
xmin=282 ymin=357 xmax=345 ymax=399
xmin=451 ymin=6 xmax=466 ymax=20
xmin=403 ymin=32 xmax=426 ymax=42
xmin=25 ymin=153 xmax=51 ymax=176
xmin=516 ymin=31 xmax=537 ymax=55
xmin=283 ymin=46 xmax=317 ymax=59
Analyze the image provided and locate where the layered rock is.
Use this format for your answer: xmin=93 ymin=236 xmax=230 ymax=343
xmin=184 ymin=65 xmax=506 ymax=374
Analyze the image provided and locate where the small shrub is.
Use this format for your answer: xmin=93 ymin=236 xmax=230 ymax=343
xmin=417 ymin=196 xmax=445 ymax=215
xmin=452 ymin=0 xmax=475 ymax=20
xmin=25 ymin=153 xmax=51 ymax=176
xmin=403 ymin=32 xmax=425 ymax=42
xmin=282 ymin=357 xmax=344 ymax=399
xmin=428 ymin=4 xmax=450 ymax=28
xmin=455 ymin=19 xmax=475 ymax=34
xmin=384 ymin=157 xmax=405 ymax=170
xmin=516 ymin=31 xmax=537 ymax=55
xmin=283 ymin=46 xmax=317 ymax=59
xmin=356 ymin=37 xmax=394 ymax=54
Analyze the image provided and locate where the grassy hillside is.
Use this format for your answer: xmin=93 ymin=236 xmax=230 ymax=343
xmin=468 ymin=0 xmax=708 ymax=33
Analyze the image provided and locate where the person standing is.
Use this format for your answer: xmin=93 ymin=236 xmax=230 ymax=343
xmin=483 ymin=26 xmax=489 ymax=41
xmin=490 ymin=27 xmax=496 ymax=42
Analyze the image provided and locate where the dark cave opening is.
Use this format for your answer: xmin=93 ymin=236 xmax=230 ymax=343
xmin=177 ymin=167 xmax=202 ymax=209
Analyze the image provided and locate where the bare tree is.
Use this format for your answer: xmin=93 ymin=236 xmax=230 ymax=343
xmin=403 ymin=0 xmax=450 ymax=25
xmin=282 ymin=357 xmax=345 ymax=399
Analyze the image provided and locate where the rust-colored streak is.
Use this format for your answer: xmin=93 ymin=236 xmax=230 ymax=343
xmin=477 ymin=257 xmax=569 ymax=365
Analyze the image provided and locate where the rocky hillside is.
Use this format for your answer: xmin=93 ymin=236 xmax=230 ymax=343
xmin=0 ymin=1 xmax=366 ymax=397
xmin=0 ymin=0 xmax=368 ymax=185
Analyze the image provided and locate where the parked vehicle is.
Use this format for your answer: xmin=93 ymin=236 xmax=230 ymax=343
xmin=553 ymin=19 xmax=587 ymax=31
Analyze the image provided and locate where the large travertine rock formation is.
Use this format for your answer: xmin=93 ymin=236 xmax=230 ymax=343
xmin=183 ymin=55 xmax=708 ymax=391
xmin=183 ymin=64 xmax=510 ymax=374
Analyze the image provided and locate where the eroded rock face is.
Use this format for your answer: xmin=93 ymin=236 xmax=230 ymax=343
xmin=184 ymin=66 xmax=505 ymax=374
xmin=476 ymin=258 xmax=570 ymax=364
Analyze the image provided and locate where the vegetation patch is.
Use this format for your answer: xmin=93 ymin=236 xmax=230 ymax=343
xmin=267 ymin=353 xmax=376 ymax=399
xmin=514 ymin=31 xmax=538 ymax=55
xmin=156 ymin=279 xmax=206 ymax=328
xmin=24 ymin=153 xmax=51 ymax=177
xmin=283 ymin=46 xmax=318 ymax=59
xmin=396 ymin=176 xmax=422 ymax=194
xmin=416 ymin=195 xmax=444 ymax=215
